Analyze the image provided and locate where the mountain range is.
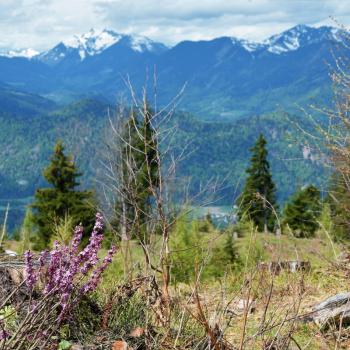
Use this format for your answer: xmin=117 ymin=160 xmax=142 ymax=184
xmin=0 ymin=24 xmax=344 ymax=228
xmin=0 ymin=25 xmax=345 ymax=119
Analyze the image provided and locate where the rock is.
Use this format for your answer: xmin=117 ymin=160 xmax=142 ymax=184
xmin=337 ymin=251 xmax=350 ymax=264
xmin=71 ymin=344 xmax=84 ymax=350
xmin=4 ymin=250 xmax=17 ymax=257
xmin=129 ymin=327 xmax=144 ymax=337
xmin=228 ymin=298 xmax=256 ymax=315
xmin=0 ymin=264 xmax=27 ymax=303
xmin=7 ymin=267 xmax=23 ymax=285
xmin=307 ymin=292 xmax=350 ymax=329
xmin=112 ymin=340 xmax=133 ymax=350
xmin=289 ymin=261 xmax=310 ymax=272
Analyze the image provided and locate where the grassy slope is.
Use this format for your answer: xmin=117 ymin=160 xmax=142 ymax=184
xmin=4 ymin=221 xmax=347 ymax=348
xmin=102 ymin=229 xmax=347 ymax=348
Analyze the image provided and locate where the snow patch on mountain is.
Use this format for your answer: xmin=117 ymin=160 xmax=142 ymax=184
xmin=62 ymin=29 xmax=122 ymax=59
xmin=230 ymin=25 xmax=343 ymax=55
xmin=131 ymin=35 xmax=157 ymax=52
xmin=37 ymin=28 xmax=166 ymax=64
xmin=265 ymin=25 xmax=342 ymax=54
xmin=62 ymin=28 xmax=165 ymax=58
xmin=237 ymin=39 xmax=264 ymax=52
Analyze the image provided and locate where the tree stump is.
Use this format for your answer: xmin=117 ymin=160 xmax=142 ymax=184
xmin=306 ymin=292 xmax=350 ymax=329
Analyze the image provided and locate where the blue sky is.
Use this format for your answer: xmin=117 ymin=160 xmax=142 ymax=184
xmin=1 ymin=0 xmax=349 ymax=50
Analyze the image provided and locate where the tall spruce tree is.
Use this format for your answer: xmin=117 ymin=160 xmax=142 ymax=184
xmin=282 ymin=185 xmax=321 ymax=238
xmin=32 ymin=141 xmax=95 ymax=249
xmin=236 ymin=134 xmax=277 ymax=232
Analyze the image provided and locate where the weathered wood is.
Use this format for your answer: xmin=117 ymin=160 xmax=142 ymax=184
xmin=257 ymin=261 xmax=311 ymax=275
xmin=0 ymin=254 xmax=29 ymax=303
xmin=305 ymin=292 xmax=350 ymax=329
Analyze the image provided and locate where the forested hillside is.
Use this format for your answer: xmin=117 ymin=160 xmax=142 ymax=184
xmin=0 ymin=90 xmax=325 ymax=228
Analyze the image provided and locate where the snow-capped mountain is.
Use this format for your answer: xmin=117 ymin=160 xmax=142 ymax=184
xmin=263 ymin=24 xmax=342 ymax=54
xmin=229 ymin=25 xmax=342 ymax=54
xmin=1 ymin=25 xmax=343 ymax=65
xmin=0 ymin=24 xmax=346 ymax=120
xmin=63 ymin=29 xmax=122 ymax=58
xmin=37 ymin=29 xmax=168 ymax=65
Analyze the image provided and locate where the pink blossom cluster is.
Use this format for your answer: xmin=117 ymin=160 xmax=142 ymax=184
xmin=24 ymin=250 xmax=37 ymax=289
xmin=24 ymin=213 xmax=117 ymax=321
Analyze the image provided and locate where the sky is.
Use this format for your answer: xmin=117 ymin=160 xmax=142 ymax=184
xmin=1 ymin=0 xmax=350 ymax=51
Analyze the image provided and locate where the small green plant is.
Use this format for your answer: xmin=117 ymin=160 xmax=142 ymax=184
xmin=241 ymin=231 xmax=267 ymax=268
xmin=0 ymin=305 xmax=17 ymax=333
xmin=58 ymin=339 xmax=72 ymax=350
xmin=108 ymin=293 xmax=146 ymax=339
xmin=67 ymin=295 xmax=102 ymax=341
xmin=50 ymin=214 xmax=74 ymax=246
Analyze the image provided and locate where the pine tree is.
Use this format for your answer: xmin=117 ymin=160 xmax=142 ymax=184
xmin=236 ymin=134 xmax=277 ymax=232
xmin=31 ymin=141 xmax=95 ymax=249
xmin=283 ymin=185 xmax=321 ymax=238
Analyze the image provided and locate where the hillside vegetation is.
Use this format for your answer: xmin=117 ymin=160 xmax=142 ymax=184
xmin=0 ymin=92 xmax=325 ymax=228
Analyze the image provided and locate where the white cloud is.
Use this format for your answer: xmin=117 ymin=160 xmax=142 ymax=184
xmin=0 ymin=0 xmax=349 ymax=50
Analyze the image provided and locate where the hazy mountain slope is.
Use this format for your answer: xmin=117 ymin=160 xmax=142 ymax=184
xmin=0 ymin=85 xmax=57 ymax=117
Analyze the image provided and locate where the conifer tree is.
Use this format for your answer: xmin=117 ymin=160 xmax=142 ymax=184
xmin=283 ymin=185 xmax=321 ymax=238
xmin=32 ymin=141 xmax=95 ymax=249
xmin=236 ymin=134 xmax=277 ymax=232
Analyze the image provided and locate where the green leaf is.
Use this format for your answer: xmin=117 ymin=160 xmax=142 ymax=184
xmin=58 ymin=340 xmax=72 ymax=350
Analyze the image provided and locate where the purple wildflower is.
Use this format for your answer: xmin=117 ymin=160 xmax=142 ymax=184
xmin=79 ymin=213 xmax=105 ymax=274
xmin=0 ymin=329 xmax=9 ymax=341
xmin=38 ymin=250 xmax=49 ymax=267
xmin=82 ymin=245 xmax=117 ymax=293
xmin=71 ymin=224 xmax=84 ymax=254
xmin=93 ymin=212 xmax=104 ymax=233
xmin=23 ymin=213 xmax=116 ymax=323
xmin=24 ymin=250 xmax=37 ymax=289
xmin=43 ymin=242 xmax=63 ymax=294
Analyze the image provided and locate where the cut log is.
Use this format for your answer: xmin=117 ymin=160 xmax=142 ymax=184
xmin=306 ymin=292 xmax=350 ymax=329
